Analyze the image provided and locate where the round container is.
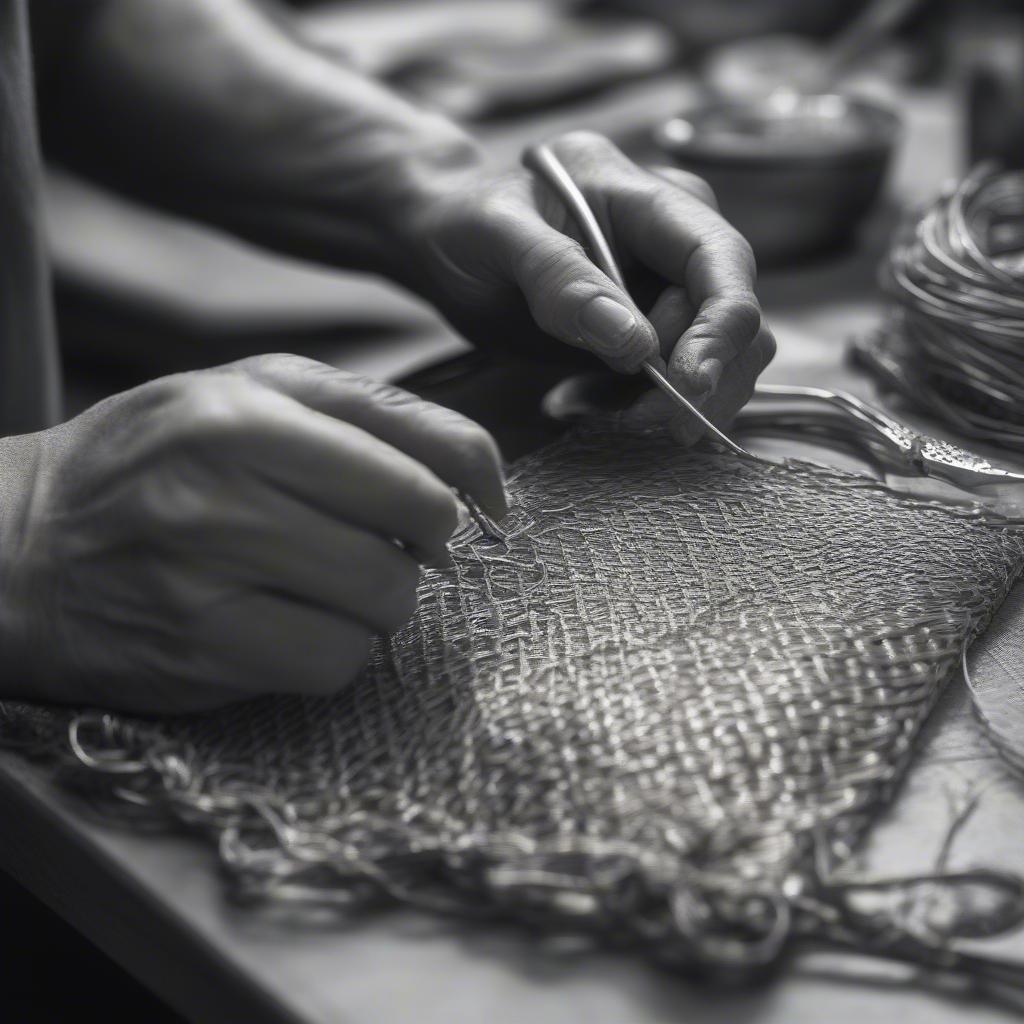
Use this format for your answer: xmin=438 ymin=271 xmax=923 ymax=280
xmin=652 ymin=92 xmax=901 ymax=266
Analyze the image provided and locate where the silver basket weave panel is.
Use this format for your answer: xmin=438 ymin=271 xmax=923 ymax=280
xmin=10 ymin=423 xmax=1024 ymax=970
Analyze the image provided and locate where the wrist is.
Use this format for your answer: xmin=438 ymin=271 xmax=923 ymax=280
xmin=360 ymin=125 xmax=488 ymax=288
xmin=198 ymin=91 xmax=487 ymax=288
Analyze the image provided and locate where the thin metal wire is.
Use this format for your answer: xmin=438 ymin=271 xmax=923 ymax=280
xmin=522 ymin=142 xmax=753 ymax=459
xmin=963 ymin=644 xmax=1024 ymax=778
xmin=3 ymin=426 xmax=1023 ymax=984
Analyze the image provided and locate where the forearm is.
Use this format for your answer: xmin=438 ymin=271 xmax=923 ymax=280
xmin=38 ymin=0 xmax=484 ymax=286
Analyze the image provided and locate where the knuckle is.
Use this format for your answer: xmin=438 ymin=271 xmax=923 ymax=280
xmin=686 ymin=170 xmax=710 ymax=190
xmin=678 ymin=171 xmax=717 ymax=207
xmin=234 ymin=354 xmax=356 ymax=401
xmin=358 ymin=377 xmax=421 ymax=413
xmin=232 ymin=352 xmax=314 ymax=378
xmin=651 ymin=165 xmax=718 ymax=208
xmin=517 ymin=234 xmax=588 ymax=282
xmin=167 ymin=376 xmax=259 ymax=447
xmin=477 ymin=179 xmax=526 ymax=224
xmin=135 ymin=472 xmax=205 ymax=540
xmin=554 ymin=129 xmax=614 ymax=156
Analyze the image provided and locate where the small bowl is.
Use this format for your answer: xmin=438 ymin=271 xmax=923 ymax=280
xmin=652 ymin=92 xmax=901 ymax=266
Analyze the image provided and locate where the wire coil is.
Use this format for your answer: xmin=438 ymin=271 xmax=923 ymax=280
xmin=870 ymin=164 xmax=1024 ymax=450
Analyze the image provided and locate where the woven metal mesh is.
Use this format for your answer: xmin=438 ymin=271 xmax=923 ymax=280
xmin=8 ymin=422 xmax=1024 ymax=971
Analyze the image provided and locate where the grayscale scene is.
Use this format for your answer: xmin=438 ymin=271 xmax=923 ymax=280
xmin=1 ymin=2 xmax=1023 ymax=1022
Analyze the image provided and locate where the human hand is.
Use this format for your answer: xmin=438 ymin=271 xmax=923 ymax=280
xmin=0 ymin=355 xmax=505 ymax=713
xmin=39 ymin=2 xmax=768 ymax=446
xmin=404 ymin=131 xmax=775 ymax=445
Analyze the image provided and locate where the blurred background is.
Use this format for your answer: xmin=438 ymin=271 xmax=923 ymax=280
xmin=9 ymin=0 xmax=1024 ymax=1019
xmin=47 ymin=0 xmax=1024 ymax=420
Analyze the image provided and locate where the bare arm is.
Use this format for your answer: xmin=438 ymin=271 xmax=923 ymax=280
xmin=37 ymin=0 xmax=772 ymax=442
xmin=36 ymin=0 xmax=479 ymax=286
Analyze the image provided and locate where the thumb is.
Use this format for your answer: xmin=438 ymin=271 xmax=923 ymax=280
xmin=500 ymin=210 xmax=659 ymax=373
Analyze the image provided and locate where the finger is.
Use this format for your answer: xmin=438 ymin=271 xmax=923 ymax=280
xmin=551 ymin=133 xmax=761 ymax=397
xmin=620 ymin=286 xmax=702 ymax=424
xmin=624 ymin=323 xmax=774 ymax=441
xmin=673 ymin=325 xmax=776 ymax=446
xmin=622 ymin=371 xmax=709 ymax=429
xmin=487 ymin=204 xmax=659 ymax=373
xmin=72 ymin=668 xmax=254 ymax=715
xmin=647 ymin=285 xmax=697 ymax=363
xmin=647 ymin=165 xmax=719 ymax=211
xmin=199 ymin=589 xmax=374 ymax=697
xmin=170 ymin=483 xmax=425 ymax=636
xmin=181 ymin=378 xmax=459 ymax=562
xmin=231 ymin=486 xmax=424 ymax=636
xmin=621 ymin=189 xmax=761 ymax=396
xmin=237 ymin=355 xmax=508 ymax=519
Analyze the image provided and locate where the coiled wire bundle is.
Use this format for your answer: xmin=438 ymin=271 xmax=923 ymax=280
xmin=863 ymin=164 xmax=1024 ymax=449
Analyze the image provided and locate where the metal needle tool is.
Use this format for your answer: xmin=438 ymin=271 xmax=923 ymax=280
xmin=522 ymin=142 xmax=753 ymax=459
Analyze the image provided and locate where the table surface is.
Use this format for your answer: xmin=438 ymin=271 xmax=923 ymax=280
xmin=4 ymin=78 xmax=1024 ymax=1024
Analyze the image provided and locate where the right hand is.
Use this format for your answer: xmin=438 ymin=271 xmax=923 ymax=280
xmin=0 ymin=354 xmax=506 ymax=713
xmin=402 ymin=132 xmax=773 ymax=445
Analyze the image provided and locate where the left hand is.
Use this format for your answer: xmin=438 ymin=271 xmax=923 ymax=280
xmin=404 ymin=131 xmax=775 ymax=445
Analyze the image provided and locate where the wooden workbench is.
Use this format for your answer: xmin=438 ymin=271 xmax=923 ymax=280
xmin=4 ymin=78 xmax=1024 ymax=1024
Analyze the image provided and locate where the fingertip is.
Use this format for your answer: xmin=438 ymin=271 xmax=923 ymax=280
xmin=725 ymin=294 xmax=764 ymax=346
xmin=694 ymin=356 xmax=724 ymax=395
xmin=447 ymin=425 xmax=508 ymax=520
xmin=481 ymin=480 xmax=509 ymax=521
xmin=631 ymin=326 xmax=663 ymax=374
xmin=426 ymin=545 xmax=455 ymax=571
xmin=574 ymin=295 xmax=657 ymax=373
xmin=473 ymin=456 xmax=509 ymax=521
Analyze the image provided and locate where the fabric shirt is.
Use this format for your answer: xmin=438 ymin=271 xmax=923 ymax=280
xmin=0 ymin=0 xmax=60 ymax=435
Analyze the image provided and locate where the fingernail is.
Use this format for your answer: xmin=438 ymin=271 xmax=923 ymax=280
xmin=696 ymin=357 xmax=723 ymax=394
xmin=462 ymin=483 xmax=508 ymax=526
xmin=576 ymin=296 xmax=639 ymax=362
xmin=476 ymin=487 xmax=508 ymax=522
xmin=490 ymin=479 xmax=510 ymax=520
xmin=427 ymin=545 xmax=454 ymax=571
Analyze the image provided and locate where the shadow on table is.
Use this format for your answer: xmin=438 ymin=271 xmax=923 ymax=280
xmin=0 ymin=868 xmax=185 ymax=1023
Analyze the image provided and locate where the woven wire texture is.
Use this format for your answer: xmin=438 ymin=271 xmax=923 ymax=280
xmin=10 ymin=422 xmax=1024 ymax=971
